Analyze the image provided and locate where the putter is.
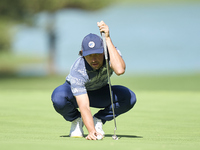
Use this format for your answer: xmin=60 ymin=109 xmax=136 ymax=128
xmin=102 ymin=32 xmax=118 ymax=140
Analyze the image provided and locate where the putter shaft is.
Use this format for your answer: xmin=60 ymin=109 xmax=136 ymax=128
xmin=102 ymin=33 xmax=117 ymax=139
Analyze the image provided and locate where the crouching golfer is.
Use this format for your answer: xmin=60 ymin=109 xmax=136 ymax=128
xmin=51 ymin=21 xmax=136 ymax=140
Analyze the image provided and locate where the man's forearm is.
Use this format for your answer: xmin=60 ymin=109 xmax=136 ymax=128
xmin=80 ymin=106 xmax=96 ymax=133
xmin=75 ymin=94 xmax=96 ymax=134
xmin=106 ymin=37 xmax=126 ymax=75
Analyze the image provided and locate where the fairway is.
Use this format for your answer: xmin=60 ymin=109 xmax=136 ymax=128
xmin=0 ymin=74 xmax=200 ymax=150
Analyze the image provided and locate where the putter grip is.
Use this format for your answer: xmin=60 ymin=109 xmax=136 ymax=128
xmin=102 ymin=32 xmax=108 ymax=60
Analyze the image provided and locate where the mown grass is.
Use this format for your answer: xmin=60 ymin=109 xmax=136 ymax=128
xmin=0 ymin=74 xmax=199 ymax=150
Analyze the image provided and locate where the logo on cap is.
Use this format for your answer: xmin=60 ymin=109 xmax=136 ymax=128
xmin=88 ymin=41 xmax=95 ymax=48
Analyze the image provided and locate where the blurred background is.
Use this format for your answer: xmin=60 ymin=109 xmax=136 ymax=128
xmin=0 ymin=0 xmax=200 ymax=77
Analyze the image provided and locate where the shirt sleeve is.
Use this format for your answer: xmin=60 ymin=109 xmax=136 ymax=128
xmin=69 ymin=73 xmax=87 ymax=96
xmin=116 ymin=48 xmax=122 ymax=57
xmin=66 ymin=57 xmax=88 ymax=96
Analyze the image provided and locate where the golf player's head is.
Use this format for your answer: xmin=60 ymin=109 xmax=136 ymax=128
xmin=81 ymin=33 xmax=104 ymax=70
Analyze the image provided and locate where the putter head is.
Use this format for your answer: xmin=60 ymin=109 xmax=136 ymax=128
xmin=112 ymin=135 xmax=118 ymax=140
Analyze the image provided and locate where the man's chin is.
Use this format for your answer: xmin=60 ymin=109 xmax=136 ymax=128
xmin=91 ymin=65 xmax=99 ymax=70
xmin=92 ymin=66 xmax=100 ymax=70
xmin=93 ymin=67 xmax=99 ymax=70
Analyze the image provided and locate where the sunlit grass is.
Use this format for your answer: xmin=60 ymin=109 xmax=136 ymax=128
xmin=0 ymin=74 xmax=199 ymax=150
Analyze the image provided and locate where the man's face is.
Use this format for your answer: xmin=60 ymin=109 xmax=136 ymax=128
xmin=84 ymin=53 xmax=104 ymax=70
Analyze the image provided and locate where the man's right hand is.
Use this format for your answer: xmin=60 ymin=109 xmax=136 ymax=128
xmin=85 ymin=131 xmax=104 ymax=140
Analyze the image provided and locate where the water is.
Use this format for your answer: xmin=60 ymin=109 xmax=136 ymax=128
xmin=12 ymin=3 xmax=200 ymax=75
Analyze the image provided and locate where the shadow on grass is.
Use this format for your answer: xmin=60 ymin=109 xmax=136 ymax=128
xmin=60 ymin=134 xmax=143 ymax=139
xmin=105 ymin=134 xmax=143 ymax=139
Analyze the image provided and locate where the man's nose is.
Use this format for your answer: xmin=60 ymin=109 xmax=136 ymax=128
xmin=92 ymin=56 xmax=97 ymax=61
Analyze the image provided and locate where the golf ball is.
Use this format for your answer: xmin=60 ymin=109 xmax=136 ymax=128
xmin=96 ymin=135 xmax=103 ymax=140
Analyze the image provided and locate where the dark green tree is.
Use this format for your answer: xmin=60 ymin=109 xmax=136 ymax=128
xmin=0 ymin=0 xmax=113 ymax=74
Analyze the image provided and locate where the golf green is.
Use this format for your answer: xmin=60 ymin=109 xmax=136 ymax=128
xmin=0 ymin=74 xmax=199 ymax=150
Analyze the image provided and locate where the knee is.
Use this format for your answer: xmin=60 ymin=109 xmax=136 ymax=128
xmin=51 ymin=88 xmax=67 ymax=109
xmin=129 ymin=91 xmax=137 ymax=108
xmin=120 ymin=89 xmax=136 ymax=111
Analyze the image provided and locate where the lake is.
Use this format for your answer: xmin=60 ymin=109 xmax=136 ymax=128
xmin=12 ymin=3 xmax=200 ymax=75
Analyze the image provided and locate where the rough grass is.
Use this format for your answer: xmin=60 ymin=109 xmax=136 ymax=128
xmin=0 ymin=74 xmax=199 ymax=150
xmin=0 ymin=51 xmax=44 ymax=74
